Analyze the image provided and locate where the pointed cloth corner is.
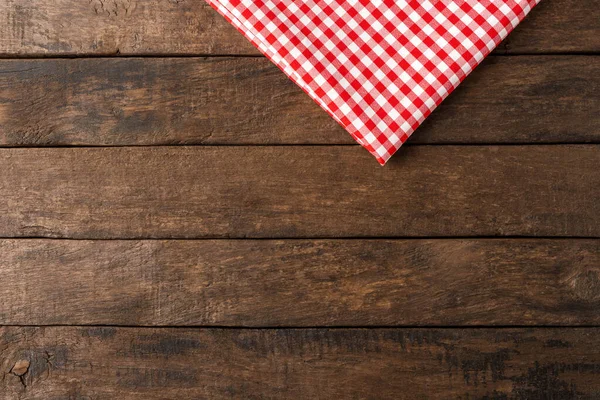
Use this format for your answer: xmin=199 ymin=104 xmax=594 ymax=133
xmin=205 ymin=0 xmax=541 ymax=165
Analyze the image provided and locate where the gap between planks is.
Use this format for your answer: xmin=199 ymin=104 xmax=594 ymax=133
xmin=1 ymin=236 xmax=600 ymax=240
xmin=0 ymin=52 xmax=598 ymax=60
xmin=2 ymin=325 xmax=600 ymax=329
xmin=1 ymin=143 xmax=599 ymax=149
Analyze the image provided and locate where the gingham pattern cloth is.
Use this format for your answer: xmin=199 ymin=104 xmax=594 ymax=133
xmin=206 ymin=0 xmax=541 ymax=164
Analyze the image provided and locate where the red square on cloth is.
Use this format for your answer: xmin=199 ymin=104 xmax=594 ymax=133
xmin=206 ymin=0 xmax=541 ymax=164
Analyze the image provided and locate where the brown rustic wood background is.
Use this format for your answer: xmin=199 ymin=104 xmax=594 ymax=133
xmin=0 ymin=0 xmax=599 ymax=398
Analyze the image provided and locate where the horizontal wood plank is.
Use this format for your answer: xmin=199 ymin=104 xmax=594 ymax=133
xmin=0 ymin=0 xmax=597 ymax=56
xmin=498 ymin=0 xmax=600 ymax=54
xmin=1 ymin=327 xmax=600 ymax=398
xmin=1 ymin=56 xmax=598 ymax=146
xmin=0 ymin=0 xmax=254 ymax=56
xmin=1 ymin=239 xmax=599 ymax=326
xmin=0 ymin=146 xmax=598 ymax=239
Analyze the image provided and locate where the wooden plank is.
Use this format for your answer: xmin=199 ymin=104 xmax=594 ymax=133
xmin=0 ymin=56 xmax=598 ymax=147
xmin=497 ymin=0 xmax=600 ymax=54
xmin=0 ymin=0 xmax=255 ymax=56
xmin=1 ymin=327 xmax=600 ymax=398
xmin=0 ymin=146 xmax=598 ymax=239
xmin=0 ymin=0 xmax=597 ymax=56
xmin=1 ymin=239 xmax=599 ymax=326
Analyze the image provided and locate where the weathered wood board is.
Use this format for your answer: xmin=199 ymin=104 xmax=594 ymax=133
xmin=0 ymin=146 xmax=597 ymax=239
xmin=0 ymin=1 xmax=598 ymax=399
xmin=1 ymin=327 xmax=600 ymax=399
xmin=0 ymin=239 xmax=599 ymax=326
xmin=0 ymin=56 xmax=598 ymax=146
xmin=0 ymin=0 xmax=597 ymax=56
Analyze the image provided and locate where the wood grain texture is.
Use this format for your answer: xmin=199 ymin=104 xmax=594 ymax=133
xmin=0 ymin=145 xmax=598 ymax=239
xmin=0 ymin=0 xmax=253 ymax=56
xmin=0 ymin=56 xmax=598 ymax=146
xmin=1 ymin=327 xmax=600 ymax=399
xmin=497 ymin=0 xmax=600 ymax=54
xmin=0 ymin=0 xmax=598 ymax=56
xmin=1 ymin=239 xmax=599 ymax=326
xmin=0 ymin=2 xmax=597 ymax=397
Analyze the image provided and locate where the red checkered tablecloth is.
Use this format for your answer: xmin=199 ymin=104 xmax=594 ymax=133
xmin=206 ymin=0 xmax=541 ymax=164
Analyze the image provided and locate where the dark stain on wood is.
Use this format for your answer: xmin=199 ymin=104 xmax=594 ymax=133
xmin=124 ymin=334 xmax=206 ymax=358
xmin=544 ymin=339 xmax=573 ymax=348
xmin=115 ymin=367 xmax=200 ymax=389
xmin=511 ymin=363 xmax=581 ymax=400
xmin=84 ymin=327 xmax=117 ymax=340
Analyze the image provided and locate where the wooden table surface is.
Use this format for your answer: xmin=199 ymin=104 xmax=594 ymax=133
xmin=0 ymin=0 xmax=599 ymax=398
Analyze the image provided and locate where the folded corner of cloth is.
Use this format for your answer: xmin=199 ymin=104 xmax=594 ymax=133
xmin=206 ymin=0 xmax=542 ymax=165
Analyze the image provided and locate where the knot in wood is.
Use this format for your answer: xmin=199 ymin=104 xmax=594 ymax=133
xmin=572 ymin=270 xmax=600 ymax=302
xmin=11 ymin=359 xmax=30 ymax=376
